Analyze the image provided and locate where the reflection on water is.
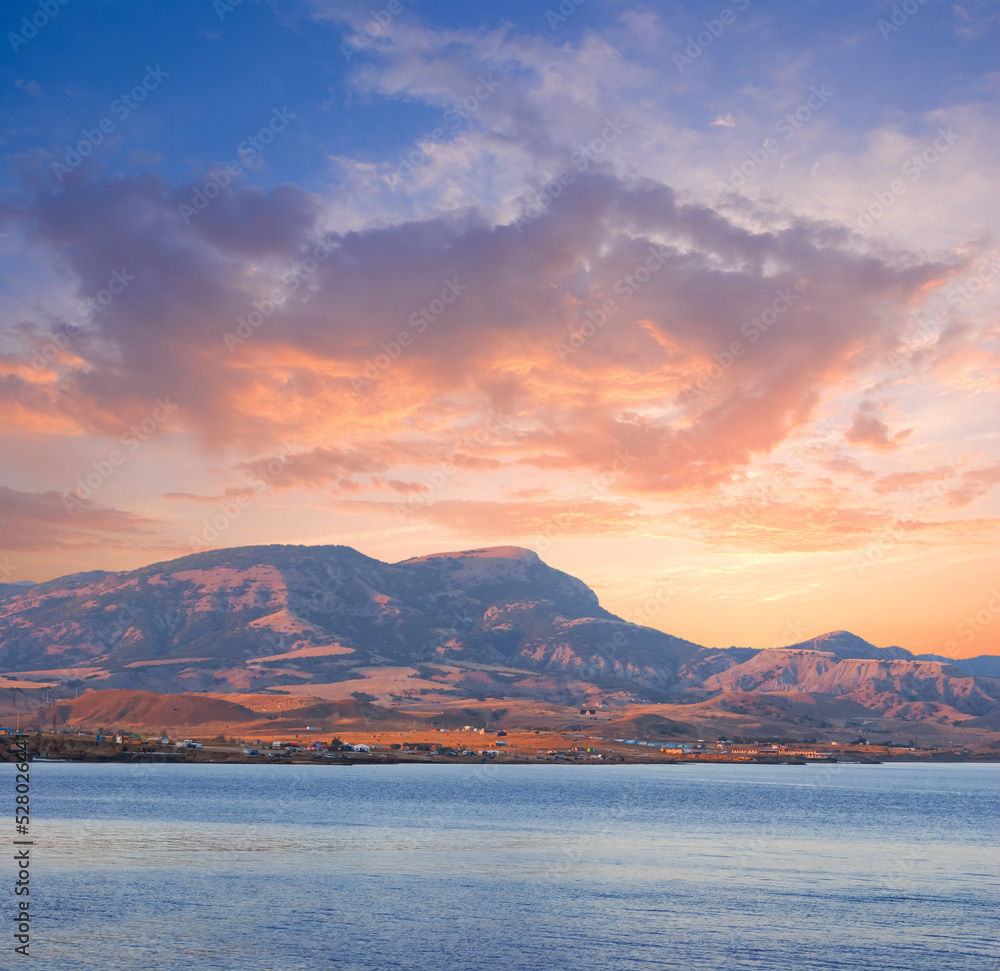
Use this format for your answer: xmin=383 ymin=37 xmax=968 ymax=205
xmin=5 ymin=762 xmax=997 ymax=971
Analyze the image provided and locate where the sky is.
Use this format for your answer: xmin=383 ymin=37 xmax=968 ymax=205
xmin=1 ymin=0 xmax=998 ymax=658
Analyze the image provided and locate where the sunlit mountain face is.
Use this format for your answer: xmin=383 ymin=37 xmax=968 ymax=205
xmin=1 ymin=0 xmax=998 ymax=659
xmin=3 ymin=544 xmax=999 ymax=730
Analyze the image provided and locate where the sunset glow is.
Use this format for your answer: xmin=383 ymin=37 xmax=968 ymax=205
xmin=2 ymin=0 xmax=998 ymax=657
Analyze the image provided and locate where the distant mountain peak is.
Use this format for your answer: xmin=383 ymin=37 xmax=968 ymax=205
xmin=783 ymin=630 xmax=914 ymax=661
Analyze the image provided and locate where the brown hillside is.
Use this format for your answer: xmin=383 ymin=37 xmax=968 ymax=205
xmin=47 ymin=689 xmax=259 ymax=730
xmin=41 ymin=688 xmax=417 ymax=734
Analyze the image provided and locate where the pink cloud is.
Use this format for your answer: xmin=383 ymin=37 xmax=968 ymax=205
xmin=0 ymin=167 xmax=966 ymax=512
xmin=0 ymin=486 xmax=162 ymax=552
xmin=844 ymin=401 xmax=914 ymax=452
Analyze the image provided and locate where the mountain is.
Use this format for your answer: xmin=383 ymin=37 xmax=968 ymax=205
xmin=947 ymin=655 xmax=1000 ymax=679
xmin=702 ymin=649 xmax=1000 ymax=719
xmin=2 ymin=543 xmax=999 ymax=732
xmin=0 ymin=580 xmax=38 ymax=601
xmin=783 ymin=630 xmax=915 ymax=661
xmin=0 ymin=544 xmax=705 ymax=703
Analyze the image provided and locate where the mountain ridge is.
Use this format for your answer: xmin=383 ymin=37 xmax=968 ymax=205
xmin=1 ymin=543 xmax=997 ymax=731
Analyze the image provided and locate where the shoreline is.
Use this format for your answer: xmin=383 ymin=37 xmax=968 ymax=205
xmin=6 ymin=750 xmax=999 ymax=767
xmin=6 ymin=729 xmax=997 ymax=767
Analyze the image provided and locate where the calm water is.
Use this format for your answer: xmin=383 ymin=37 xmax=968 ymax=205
xmin=2 ymin=761 xmax=996 ymax=970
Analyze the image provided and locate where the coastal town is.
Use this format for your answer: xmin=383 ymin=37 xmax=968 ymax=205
xmin=2 ymin=725 xmax=991 ymax=765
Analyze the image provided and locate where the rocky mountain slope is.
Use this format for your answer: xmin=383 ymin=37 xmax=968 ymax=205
xmin=0 ymin=544 xmax=705 ymax=701
xmin=702 ymin=649 xmax=1000 ymax=719
xmin=1 ymin=544 xmax=997 ymax=726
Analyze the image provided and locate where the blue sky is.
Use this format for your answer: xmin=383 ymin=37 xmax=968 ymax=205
xmin=3 ymin=1 xmax=996 ymax=197
xmin=1 ymin=0 xmax=998 ymax=655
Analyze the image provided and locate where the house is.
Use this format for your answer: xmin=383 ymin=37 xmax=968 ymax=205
xmin=660 ymin=742 xmax=709 ymax=754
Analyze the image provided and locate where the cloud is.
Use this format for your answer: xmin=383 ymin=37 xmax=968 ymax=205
xmin=670 ymin=484 xmax=893 ymax=552
xmin=942 ymin=462 xmax=1000 ymax=507
xmin=0 ymin=486 xmax=161 ymax=552
xmin=844 ymin=401 xmax=914 ymax=452
xmin=128 ymin=150 xmax=164 ymax=168
xmin=341 ymin=496 xmax=645 ymax=540
xmin=1 ymin=9 xmax=993 ymax=570
xmin=0 ymin=163 xmax=959 ymax=505
xmin=162 ymin=487 xmax=258 ymax=505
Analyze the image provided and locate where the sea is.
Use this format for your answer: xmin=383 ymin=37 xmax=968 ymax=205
xmin=2 ymin=761 xmax=996 ymax=970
